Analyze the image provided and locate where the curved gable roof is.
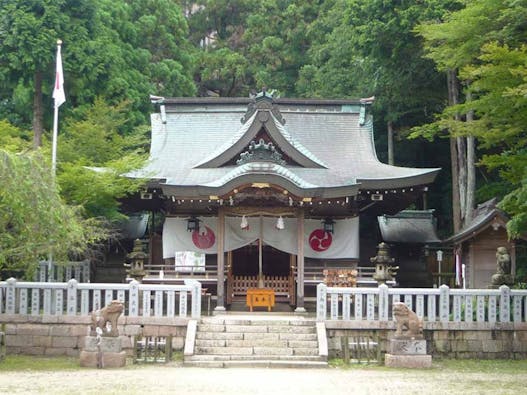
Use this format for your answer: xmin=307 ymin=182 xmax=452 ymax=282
xmin=194 ymin=97 xmax=327 ymax=169
xmin=134 ymin=95 xmax=440 ymax=198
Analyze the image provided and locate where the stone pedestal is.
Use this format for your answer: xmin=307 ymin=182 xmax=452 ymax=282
xmin=80 ymin=336 xmax=126 ymax=368
xmin=385 ymin=339 xmax=431 ymax=368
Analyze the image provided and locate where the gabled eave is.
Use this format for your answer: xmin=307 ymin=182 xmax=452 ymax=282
xmin=194 ymin=109 xmax=327 ymax=169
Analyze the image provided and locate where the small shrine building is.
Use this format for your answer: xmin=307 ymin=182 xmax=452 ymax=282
xmin=125 ymin=92 xmax=440 ymax=312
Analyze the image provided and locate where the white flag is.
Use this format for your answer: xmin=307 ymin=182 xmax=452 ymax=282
xmin=53 ymin=42 xmax=66 ymax=108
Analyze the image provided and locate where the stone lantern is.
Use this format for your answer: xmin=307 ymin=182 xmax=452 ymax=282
xmin=125 ymin=239 xmax=147 ymax=281
xmin=371 ymin=242 xmax=399 ymax=285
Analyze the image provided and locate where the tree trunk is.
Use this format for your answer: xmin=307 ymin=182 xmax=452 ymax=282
xmin=32 ymin=71 xmax=44 ymax=148
xmin=387 ymin=121 xmax=394 ymax=165
xmin=457 ymin=136 xmax=467 ymax=224
xmin=447 ymin=69 xmax=462 ymax=233
xmin=465 ymin=90 xmax=476 ymax=224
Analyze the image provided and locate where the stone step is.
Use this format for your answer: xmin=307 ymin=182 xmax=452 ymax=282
xmin=196 ymin=332 xmax=245 ymax=340
xmin=185 ymin=354 xmax=326 ymax=363
xmin=267 ymin=325 xmax=315 ymax=334
xmin=197 ymin=324 xmax=227 ymax=333
xmin=195 ymin=339 xmax=289 ymax=348
xmin=277 ymin=333 xmax=317 ymax=341
xmin=202 ymin=318 xmax=315 ymax=327
xmin=291 ymin=347 xmax=320 ymax=356
xmin=239 ymin=332 xmax=281 ymax=341
xmin=184 ymin=360 xmax=328 ymax=369
xmin=197 ymin=324 xmax=315 ymax=335
xmin=194 ymin=346 xmax=319 ymax=357
xmin=196 ymin=338 xmax=318 ymax=348
xmin=195 ymin=330 xmax=317 ymax=342
xmin=190 ymin=316 xmax=322 ymax=368
xmin=253 ymin=347 xmax=293 ymax=356
xmin=195 ymin=346 xmax=254 ymax=355
xmin=287 ymin=340 xmax=319 ymax=349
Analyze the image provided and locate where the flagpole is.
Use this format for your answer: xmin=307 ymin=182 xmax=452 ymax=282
xmin=49 ymin=39 xmax=64 ymax=277
xmin=51 ymin=39 xmax=63 ymax=179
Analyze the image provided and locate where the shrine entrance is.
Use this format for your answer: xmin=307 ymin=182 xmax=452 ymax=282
xmin=226 ymin=242 xmax=296 ymax=306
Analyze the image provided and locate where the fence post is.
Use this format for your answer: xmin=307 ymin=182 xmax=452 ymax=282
xmin=129 ymin=280 xmax=139 ymax=317
xmin=67 ymin=279 xmax=78 ymax=316
xmin=378 ymin=284 xmax=389 ymax=321
xmin=189 ymin=280 xmax=202 ymax=319
xmin=439 ymin=284 xmax=450 ymax=322
xmin=316 ymin=283 xmax=327 ymax=321
xmin=82 ymin=260 xmax=90 ymax=282
xmin=6 ymin=278 xmax=16 ymax=314
xmin=38 ymin=261 xmax=47 ymax=282
xmin=499 ymin=285 xmax=511 ymax=323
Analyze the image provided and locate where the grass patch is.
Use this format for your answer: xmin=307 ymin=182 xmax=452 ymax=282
xmin=433 ymin=358 xmax=527 ymax=374
xmin=0 ymin=355 xmax=81 ymax=371
xmin=0 ymin=352 xmax=184 ymax=372
xmin=329 ymin=357 xmax=527 ymax=373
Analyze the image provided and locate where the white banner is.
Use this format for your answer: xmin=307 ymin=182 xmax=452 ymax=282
xmin=163 ymin=216 xmax=359 ymax=259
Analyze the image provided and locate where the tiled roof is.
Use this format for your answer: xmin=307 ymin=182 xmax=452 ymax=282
xmin=133 ymin=97 xmax=439 ymax=196
xmin=444 ymin=198 xmax=509 ymax=244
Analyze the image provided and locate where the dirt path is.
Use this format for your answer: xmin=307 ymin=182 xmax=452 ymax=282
xmin=1 ymin=363 xmax=526 ymax=395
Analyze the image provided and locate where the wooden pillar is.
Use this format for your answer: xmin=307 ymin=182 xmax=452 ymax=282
xmin=215 ymin=207 xmax=226 ymax=311
xmin=295 ymin=208 xmax=306 ymax=312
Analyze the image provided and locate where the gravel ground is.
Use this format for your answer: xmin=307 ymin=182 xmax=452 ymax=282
xmin=1 ymin=363 xmax=526 ymax=395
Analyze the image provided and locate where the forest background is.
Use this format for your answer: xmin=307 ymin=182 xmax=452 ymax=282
xmin=0 ymin=0 xmax=526 ymax=279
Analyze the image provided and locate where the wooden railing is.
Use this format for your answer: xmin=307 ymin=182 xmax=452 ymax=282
xmin=231 ymin=275 xmax=290 ymax=295
xmin=317 ymin=283 xmax=527 ymax=323
xmin=304 ymin=266 xmax=390 ymax=286
xmin=0 ymin=278 xmax=201 ymax=318
xmin=143 ymin=263 xmax=218 ymax=279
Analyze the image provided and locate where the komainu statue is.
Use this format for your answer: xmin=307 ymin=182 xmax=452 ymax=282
xmin=491 ymin=246 xmax=514 ymax=287
xmin=90 ymin=300 xmax=124 ymax=337
xmin=392 ymin=302 xmax=423 ymax=340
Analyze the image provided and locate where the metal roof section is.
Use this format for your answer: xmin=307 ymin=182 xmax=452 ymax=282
xmin=378 ymin=210 xmax=441 ymax=244
xmin=136 ymin=94 xmax=440 ymax=196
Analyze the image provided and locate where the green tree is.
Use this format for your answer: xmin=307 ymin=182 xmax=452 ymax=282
xmin=415 ymin=0 xmax=527 ymax=236
xmin=71 ymin=0 xmax=196 ymax=126
xmin=0 ymin=0 xmax=196 ymax=139
xmin=0 ymin=0 xmax=98 ymax=147
xmin=56 ymin=98 xmax=148 ymax=221
xmin=187 ymin=0 xmax=324 ymax=97
xmin=0 ymin=149 xmax=107 ymax=276
xmin=244 ymin=0 xmax=322 ymax=96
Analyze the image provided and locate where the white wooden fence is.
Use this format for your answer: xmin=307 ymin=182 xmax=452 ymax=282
xmin=0 ymin=278 xmax=201 ymax=319
xmin=317 ymin=283 xmax=527 ymax=323
xmin=36 ymin=260 xmax=91 ymax=283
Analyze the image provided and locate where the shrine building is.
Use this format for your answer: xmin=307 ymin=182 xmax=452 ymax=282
xmin=124 ymin=91 xmax=440 ymax=312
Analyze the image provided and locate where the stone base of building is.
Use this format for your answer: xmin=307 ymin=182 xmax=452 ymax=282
xmin=385 ymin=353 xmax=432 ymax=368
xmin=80 ymin=350 xmax=127 ymax=368
xmin=385 ymin=338 xmax=431 ymax=368
xmin=80 ymin=336 xmax=126 ymax=368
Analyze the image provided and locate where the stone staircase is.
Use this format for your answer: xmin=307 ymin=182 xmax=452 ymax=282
xmin=184 ymin=316 xmax=328 ymax=368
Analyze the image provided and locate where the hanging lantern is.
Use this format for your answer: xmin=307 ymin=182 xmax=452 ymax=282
xmin=323 ymin=217 xmax=335 ymax=234
xmin=276 ymin=216 xmax=285 ymax=230
xmin=240 ymin=215 xmax=249 ymax=230
xmin=186 ymin=216 xmax=199 ymax=232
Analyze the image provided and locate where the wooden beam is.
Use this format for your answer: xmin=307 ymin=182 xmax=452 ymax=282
xmin=215 ymin=207 xmax=226 ymax=311
xmin=295 ymin=208 xmax=306 ymax=312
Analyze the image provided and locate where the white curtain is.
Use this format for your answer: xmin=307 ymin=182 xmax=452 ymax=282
xmin=162 ymin=216 xmax=359 ymax=259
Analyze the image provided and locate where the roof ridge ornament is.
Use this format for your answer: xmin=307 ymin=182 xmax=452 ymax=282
xmin=359 ymin=96 xmax=375 ymax=126
xmin=236 ymin=138 xmax=286 ymax=166
xmin=241 ymin=89 xmax=286 ymax=125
